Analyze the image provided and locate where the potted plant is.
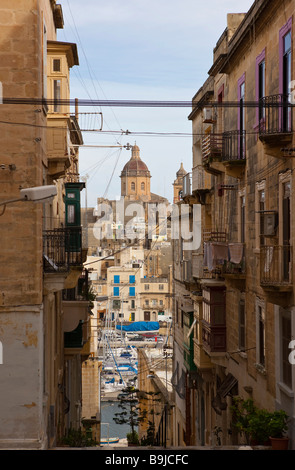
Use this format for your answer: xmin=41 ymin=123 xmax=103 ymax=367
xmin=231 ymin=397 xmax=289 ymax=449
xmin=268 ymin=410 xmax=289 ymax=450
xmin=127 ymin=430 xmax=140 ymax=447
xmin=248 ymin=408 xmax=272 ymax=446
xmin=230 ymin=397 xmax=257 ymax=445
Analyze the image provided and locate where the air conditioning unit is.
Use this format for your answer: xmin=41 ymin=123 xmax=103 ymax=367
xmin=203 ymin=107 xmax=215 ymax=123
xmin=263 ymin=212 xmax=278 ymax=237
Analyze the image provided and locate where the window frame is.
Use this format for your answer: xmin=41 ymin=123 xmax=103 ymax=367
xmin=256 ymin=298 xmax=266 ymax=369
xmin=238 ymin=298 xmax=246 ymax=352
xmin=255 ymin=49 xmax=266 ymax=125
xmin=280 ymin=309 xmax=292 ymax=388
xmin=279 ymin=17 xmax=292 ymax=131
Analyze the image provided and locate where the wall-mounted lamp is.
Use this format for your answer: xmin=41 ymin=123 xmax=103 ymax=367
xmin=0 ymin=185 xmax=57 ymax=215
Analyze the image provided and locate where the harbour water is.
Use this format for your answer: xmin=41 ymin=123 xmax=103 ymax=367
xmin=101 ymin=400 xmax=133 ymax=440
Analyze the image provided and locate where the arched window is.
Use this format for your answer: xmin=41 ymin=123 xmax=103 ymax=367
xmin=131 ymin=182 xmax=135 ymax=191
xmin=141 ymin=182 xmax=145 ymax=191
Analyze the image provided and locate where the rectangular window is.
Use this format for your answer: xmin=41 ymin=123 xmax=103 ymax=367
xmin=257 ymin=303 xmax=265 ymax=367
xmin=129 ymin=275 xmax=135 ymax=284
xmin=113 ymin=286 xmax=119 ymax=297
xmin=114 ymin=275 xmax=120 ymax=284
xmin=256 ymin=49 xmax=266 ymax=124
xmin=279 ymin=17 xmax=292 ymax=131
xmin=129 ymin=286 xmax=135 ymax=297
xmin=131 ymin=312 xmax=135 ymax=321
xmin=238 ymin=73 xmax=246 ymax=158
xmin=281 ymin=312 xmax=292 ymax=387
xmin=131 ymin=299 xmax=135 ymax=308
xmin=258 ymin=60 xmax=265 ymax=121
xmin=217 ymin=84 xmax=224 ymax=134
xmin=144 ymin=284 xmax=149 ymax=290
xmin=159 ymin=284 xmax=164 ymax=290
xmin=67 ymin=204 xmax=75 ymax=224
xmin=53 ymin=58 xmax=61 ymax=72
xmin=238 ymin=300 xmax=246 ymax=351
xmin=283 ymin=32 xmax=292 ymax=131
xmin=259 ymin=189 xmax=265 ymax=246
xmin=240 ymin=195 xmax=246 ymax=244
xmin=53 ymin=79 xmax=61 ymax=112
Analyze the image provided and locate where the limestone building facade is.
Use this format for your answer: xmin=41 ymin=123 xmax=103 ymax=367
xmin=0 ymin=1 xmax=90 ymax=449
xmin=173 ymin=0 xmax=295 ymax=448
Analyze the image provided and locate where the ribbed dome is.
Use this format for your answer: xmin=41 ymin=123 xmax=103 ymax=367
xmin=121 ymin=144 xmax=150 ymax=177
xmin=122 ymin=159 xmax=149 ymax=173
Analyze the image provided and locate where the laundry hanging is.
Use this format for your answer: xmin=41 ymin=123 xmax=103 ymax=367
xmin=203 ymin=242 xmax=229 ymax=271
xmin=228 ymin=243 xmax=244 ymax=264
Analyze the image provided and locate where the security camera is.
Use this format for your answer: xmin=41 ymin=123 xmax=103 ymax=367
xmin=20 ymin=185 xmax=57 ymax=202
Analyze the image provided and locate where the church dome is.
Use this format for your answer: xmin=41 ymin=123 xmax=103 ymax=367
xmin=121 ymin=144 xmax=150 ymax=177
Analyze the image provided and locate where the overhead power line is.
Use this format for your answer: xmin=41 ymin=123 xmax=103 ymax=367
xmin=2 ymin=97 xmax=292 ymax=108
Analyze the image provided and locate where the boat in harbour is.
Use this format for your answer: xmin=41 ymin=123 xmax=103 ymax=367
xmin=100 ymin=437 xmax=120 ymax=445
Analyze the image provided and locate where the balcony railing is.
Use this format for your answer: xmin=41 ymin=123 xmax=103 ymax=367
xmin=43 ymin=227 xmax=83 ymax=273
xmin=222 ymin=243 xmax=245 ymax=275
xmin=202 ymin=134 xmax=223 ymax=162
xmin=222 ymin=130 xmax=246 ymax=162
xmin=259 ymin=94 xmax=293 ymax=136
xmin=260 ymin=245 xmax=292 ymax=287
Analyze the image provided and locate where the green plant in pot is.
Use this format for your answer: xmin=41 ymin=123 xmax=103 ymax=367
xmin=268 ymin=410 xmax=289 ymax=450
xmin=127 ymin=430 xmax=139 ymax=446
xmin=248 ymin=408 xmax=272 ymax=446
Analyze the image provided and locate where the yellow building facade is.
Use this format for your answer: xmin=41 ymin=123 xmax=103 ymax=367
xmin=0 ymin=1 xmax=89 ymax=449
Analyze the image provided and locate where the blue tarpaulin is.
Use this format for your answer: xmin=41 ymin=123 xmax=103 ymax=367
xmin=116 ymin=321 xmax=159 ymax=332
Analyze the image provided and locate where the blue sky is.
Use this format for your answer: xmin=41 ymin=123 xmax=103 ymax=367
xmin=58 ymin=0 xmax=254 ymax=207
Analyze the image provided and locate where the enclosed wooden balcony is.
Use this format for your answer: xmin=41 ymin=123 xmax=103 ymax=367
xmin=194 ymin=339 xmax=213 ymax=369
xmin=201 ymin=285 xmax=226 ymax=354
xmin=258 ymin=94 xmax=293 ymax=158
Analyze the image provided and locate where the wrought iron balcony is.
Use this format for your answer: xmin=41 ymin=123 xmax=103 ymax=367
xmin=222 ymin=243 xmax=245 ymax=275
xmin=259 ymin=94 xmax=293 ymax=136
xmin=260 ymin=245 xmax=292 ymax=288
xmin=43 ymin=226 xmax=83 ymax=273
xmin=222 ymin=130 xmax=246 ymax=162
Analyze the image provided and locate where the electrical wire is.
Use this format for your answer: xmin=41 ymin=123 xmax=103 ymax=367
xmin=3 ymin=97 xmax=294 ymax=108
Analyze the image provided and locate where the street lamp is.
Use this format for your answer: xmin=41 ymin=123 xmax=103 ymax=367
xmin=0 ymin=185 xmax=57 ymax=207
xmin=0 ymin=185 xmax=57 ymax=215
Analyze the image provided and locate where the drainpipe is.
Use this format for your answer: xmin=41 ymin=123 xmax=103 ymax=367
xmin=185 ymin=372 xmax=191 ymax=446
